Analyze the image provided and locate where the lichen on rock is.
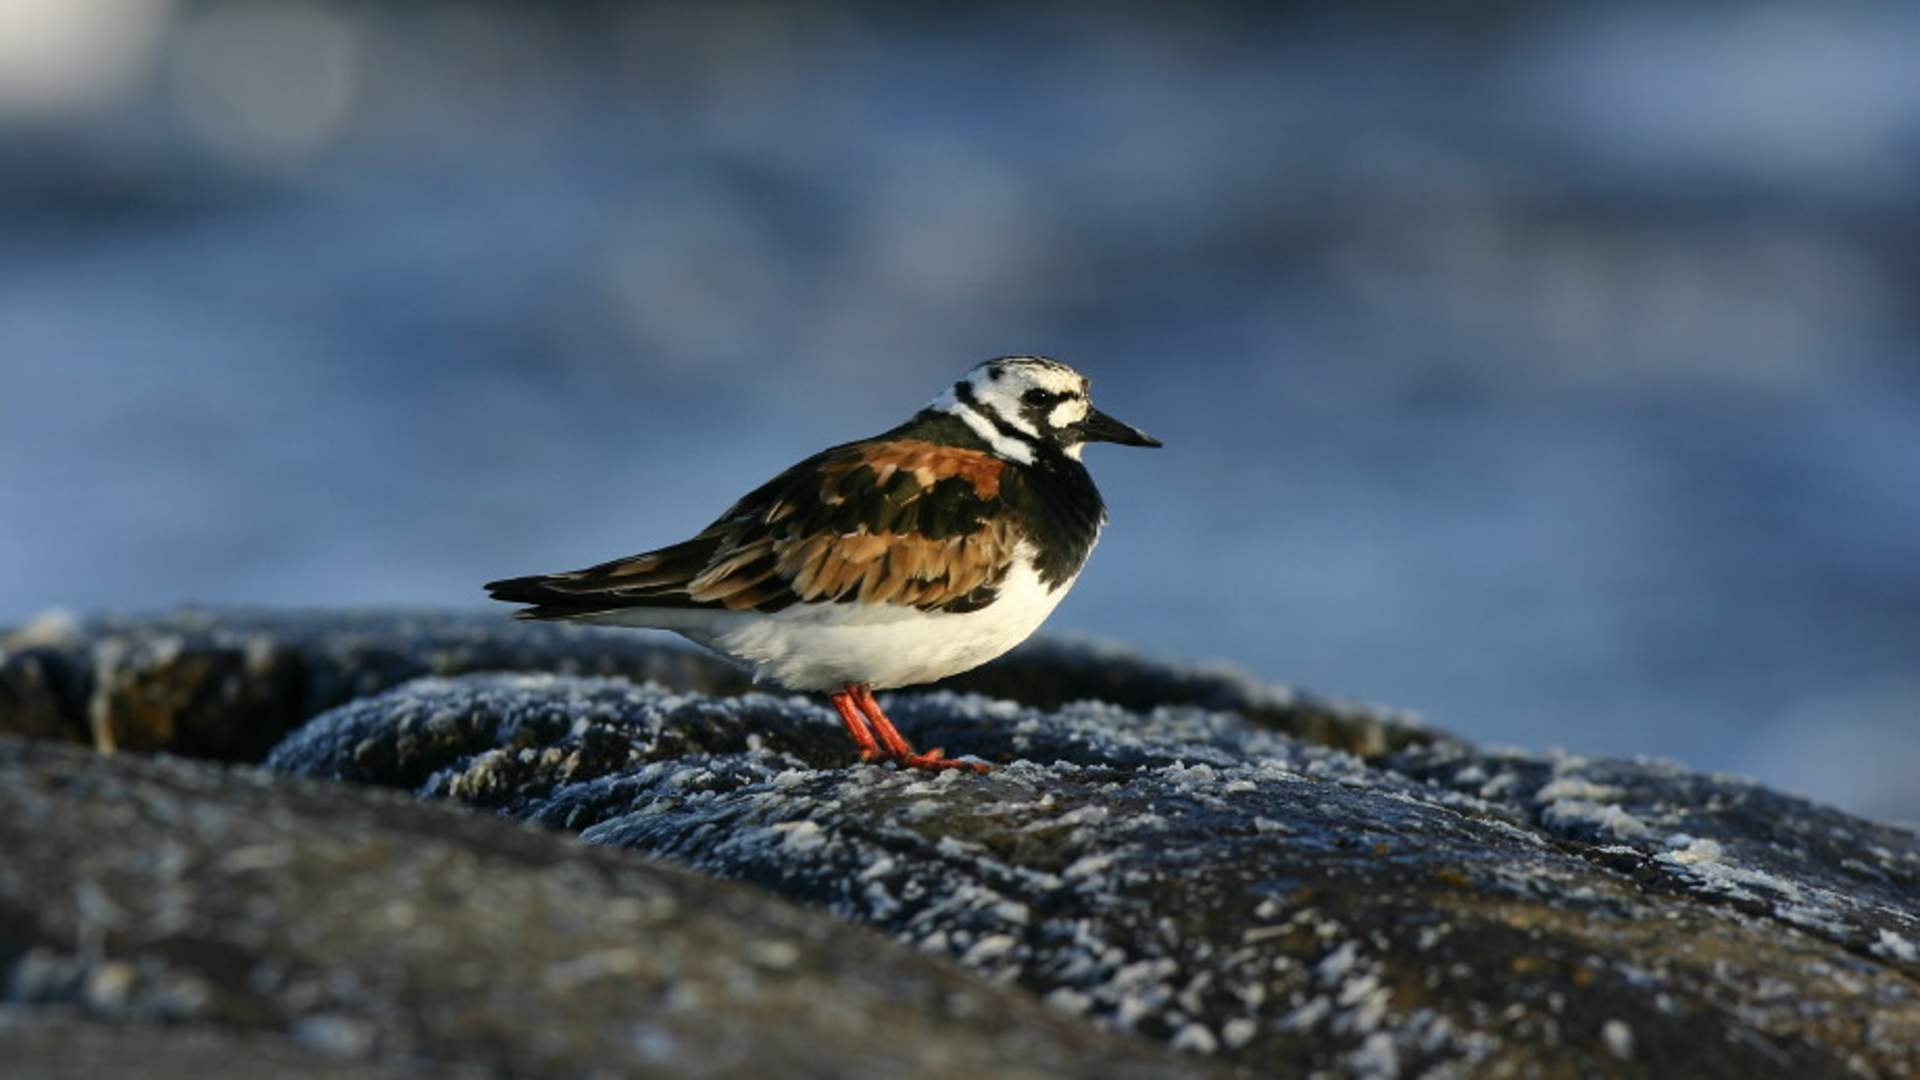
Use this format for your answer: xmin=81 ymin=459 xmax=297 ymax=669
xmin=270 ymin=668 xmax=1920 ymax=1077
xmin=1 ymin=609 xmax=1422 ymax=763
xmin=9 ymin=610 xmax=1917 ymax=1075
xmin=0 ymin=737 xmax=1202 ymax=1079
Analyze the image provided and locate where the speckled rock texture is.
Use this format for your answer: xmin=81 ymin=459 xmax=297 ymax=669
xmin=0 ymin=609 xmax=1422 ymax=762
xmin=0 ymin=609 xmax=749 ymax=760
xmin=270 ymin=674 xmax=1920 ymax=1078
xmin=0 ymin=737 xmax=1202 ymax=1079
xmin=8 ymin=610 xmax=1918 ymax=1078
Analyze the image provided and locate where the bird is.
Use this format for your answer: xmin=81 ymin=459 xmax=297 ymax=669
xmin=486 ymin=356 xmax=1160 ymax=772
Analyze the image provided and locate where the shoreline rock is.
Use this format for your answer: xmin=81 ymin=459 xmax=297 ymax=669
xmin=0 ymin=607 xmax=1429 ymax=763
xmin=270 ymin=671 xmax=1920 ymax=1076
xmin=0 ymin=737 xmax=1204 ymax=1079
xmin=6 ymin=609 xmax=1916 ymax=1077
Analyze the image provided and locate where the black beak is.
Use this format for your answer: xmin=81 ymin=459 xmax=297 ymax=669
xmin=1078 ymin=407 xmax=1162 ymax=448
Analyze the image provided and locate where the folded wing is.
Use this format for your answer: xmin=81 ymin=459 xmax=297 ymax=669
xmin=485 ymin=439 xmax=1022 ymax=620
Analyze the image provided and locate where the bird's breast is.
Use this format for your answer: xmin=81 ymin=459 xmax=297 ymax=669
xmin=703 ymin=544 xmax=1078 ymax=691
xmin=1002 ymin=458 xmax=1108 ymax=589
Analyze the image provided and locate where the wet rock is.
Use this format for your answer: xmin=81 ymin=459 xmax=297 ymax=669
xmin=0 ymin=737 xmax=1202 ymax=1079
xmin=0 ymin=648 xmax=84 ymax=745
xmin=0 ymin=608 xmax=1429 ymax=763
xmin=272 ymin=675 xmax=1920 ymax=1077
xmin=0 ymin=1017 xmax=474 ymax=1080
xmin=940 ymin=638 xmax=1432 ymax=757
xmin=1387 ymin=743 xmax=1920 ymax=973
xmin=80 ymin=631 xmax=308 ymax=759
xmin=0 ymin=609 xmax=746 ymax=760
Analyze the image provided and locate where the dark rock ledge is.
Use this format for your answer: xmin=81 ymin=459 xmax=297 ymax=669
xmin=0 ymin=738 xmax=1198 ymax=1079
xmin=6 ymin=610 xmax=1920 ymax=1078
xmin=0 ymin=608 xmax=1424 ymax=762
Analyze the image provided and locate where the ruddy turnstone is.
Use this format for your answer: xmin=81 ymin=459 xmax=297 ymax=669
xmin=486 ymin=356 xmax=1159 ymax=772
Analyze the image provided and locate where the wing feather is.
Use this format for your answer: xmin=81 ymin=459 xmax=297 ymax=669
xmin=487 ymin=438 xmax=1026 ymax=620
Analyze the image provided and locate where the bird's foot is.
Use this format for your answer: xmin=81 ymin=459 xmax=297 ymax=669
xmin=840 ymin=683 xmax=991 ymax=773
xmin=856 ymin=744 xmax=988 ymax=772
xmin=890 ymin=749 xmax=991 ymax=773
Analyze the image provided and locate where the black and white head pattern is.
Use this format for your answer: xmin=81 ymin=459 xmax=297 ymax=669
xmin=929 ymin=356 xmax=1096 ymax=464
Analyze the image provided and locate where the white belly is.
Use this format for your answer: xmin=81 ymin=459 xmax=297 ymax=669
xmin=589 ymin=553 xmax=1077 ymax=692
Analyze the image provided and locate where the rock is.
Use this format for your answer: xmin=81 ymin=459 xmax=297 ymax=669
xmin=0 ymin=609 xmax=747 ymax=760
xmin=272 ymin=674 xmax=1920 ymax=1077
xmin=79 ymin=630 xmax=308 ymax=760
xmin=0 ymin=647 xmax=84 ymax=745
xmin=0 ymin=737 xmax=1203 ymax=1079
xmin=0 ymin=608 xmax=1429 ymax=762
xmin=941 ymin=638 xmax=1431 ymax=757
xmin=0 ymin=1017 xmax=470 ymax=1080
xmin=1386 ymin=744 xmax=1920 ymax=970
xmin=24 ymin=609 xmax=1911 ymax=1074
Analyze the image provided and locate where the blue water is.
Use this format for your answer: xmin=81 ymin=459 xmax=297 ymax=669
xmin=3 ymin=4 xmax=1917 ymax=820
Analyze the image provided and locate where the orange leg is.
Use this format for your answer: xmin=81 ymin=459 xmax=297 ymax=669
xmin=849 ymin=683 xmax=989 ymax=773
xmin=849 ymin=683 xmax=919 ymax=759
xmin=829 ymin=689 xmax=883 ymax=762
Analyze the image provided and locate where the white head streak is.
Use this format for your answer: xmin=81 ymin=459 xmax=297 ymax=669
xmin=927 ymin=356 xmax=1096 ymax=464
xmin=929 ymin=383 xmax=1036 ymax=464
xmin=1047 ymin=397 xmax=1090 ymax=430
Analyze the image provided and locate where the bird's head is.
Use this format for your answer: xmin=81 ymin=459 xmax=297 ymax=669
xmin=930 ymin=355 xmax=1161 ymax=463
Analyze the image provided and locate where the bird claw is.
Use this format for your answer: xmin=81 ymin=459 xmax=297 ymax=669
xmin=837 ymin=684 xmax=990 ymax=773
xmin=893 ymin=751 xmax=990 ymax=774
xmin=855 ymin=748 xmax=988 ymax=773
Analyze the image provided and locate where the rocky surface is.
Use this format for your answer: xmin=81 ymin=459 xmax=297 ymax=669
xmin=0 ymin=609 xmax=1425 ymax=763
xmin=7 ymin=609 xmax=1919 ymax=1077
xmin=0 ymin=737 xmax=1201 ymax=1079
xmin=0 ymin=609 xmax=749 ymax=761
xmin=270 ymin=672 xmax=1920 ymax=1077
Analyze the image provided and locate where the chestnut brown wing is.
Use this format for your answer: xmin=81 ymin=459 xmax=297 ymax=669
xmin=486 ymin=439 xmax=1022 ymax=618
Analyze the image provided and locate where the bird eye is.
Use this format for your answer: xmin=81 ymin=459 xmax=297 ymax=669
xmin=1022 ymin=388 xmax=1053 ymax=405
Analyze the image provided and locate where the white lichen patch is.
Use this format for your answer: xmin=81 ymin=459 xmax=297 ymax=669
xmin=1346 ymin=1031 xmax=1400 ymax=1079
xmin=1657 ymin=835 xmax=1807 ymax=904
xmin=1169 ymin=1022 xmax=1217 ymax=1054
xmin=770 ymin=819 xmax=827 ymax=852
xmin=251 ymin=654 xmax=1920 ymax=1079
xmin=1534 ymin=777 xmax=1623 ymax=803
xmin=1871 ymin=929 xmax=1918 ymax=963
xmin=1540 ymin=799 xmax=1652 ymax=840
xmin=1601 ymin=1018 xmax=1634 ymax=1061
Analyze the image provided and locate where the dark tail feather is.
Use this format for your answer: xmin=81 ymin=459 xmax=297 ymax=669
xmin=485 ymin=575 xmax=554 ymax=604
xmin=485 ymin=575 xmax=624 ymax=620
xmin=487 ymin=535 xmax=724 ymax=620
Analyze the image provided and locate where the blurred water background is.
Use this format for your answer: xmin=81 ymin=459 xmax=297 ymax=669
xmin=3 ymin=1 xmax=1917 ymax=821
